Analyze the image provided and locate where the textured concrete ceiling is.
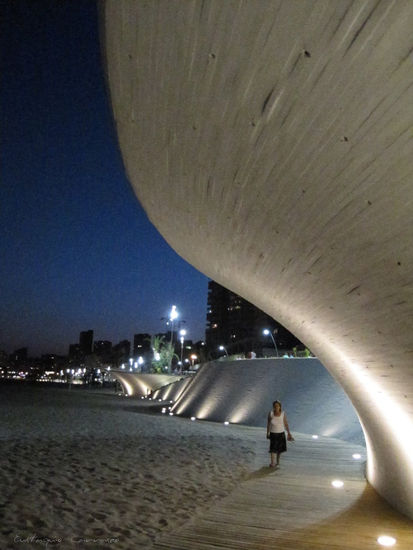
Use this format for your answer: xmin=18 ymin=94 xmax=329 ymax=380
xmin=101 ymin=0 xmax=413 ymax=518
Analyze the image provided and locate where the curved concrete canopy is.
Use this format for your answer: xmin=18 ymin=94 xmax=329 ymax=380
xmin=111 ymin=371 xmax=182 ymax=397
xmin=101 ymin=1 xmax=413 ymax=518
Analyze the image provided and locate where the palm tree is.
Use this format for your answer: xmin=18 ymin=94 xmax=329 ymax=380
xmin=148 ymin=335 xmax=178 ymax=373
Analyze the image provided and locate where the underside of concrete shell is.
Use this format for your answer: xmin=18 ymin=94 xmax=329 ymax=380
xmin=101 ymin=1 xmax=413 ymax=518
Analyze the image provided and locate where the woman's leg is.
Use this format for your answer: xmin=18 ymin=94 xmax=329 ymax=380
xmin=276 ymin=452 xmax=281 ymax=465
xmin=270 ymin=452 xmax=276 ymax=466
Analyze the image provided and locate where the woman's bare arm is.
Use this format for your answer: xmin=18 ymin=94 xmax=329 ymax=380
xmin=284 ymin=413 xmax=294 ymax=440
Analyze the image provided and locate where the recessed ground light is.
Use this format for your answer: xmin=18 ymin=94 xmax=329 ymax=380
xmin=377 ymin=535 xmax=396 ymax=547
xmin=191 ymin=417 xmax=196 ymax=421
xmin=224 ymin=421 xmax=229 ymax=426
xmin=158 ymin=399 xmax=162 ymax=402
xmin=312 ymin=435 xmax=319 ymax=439
xmin=169 ymin=412 xmax=174 ymax=416
xmin=331 ymin=480 xmax=344 ymax=488
xmin=352 ymin=453 xmax=361 ymax=459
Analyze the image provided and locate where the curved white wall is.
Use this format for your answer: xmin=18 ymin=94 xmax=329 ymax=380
xmin=101 ymin=1 xmax=413 ymax=518
xmin=112 ymin=371 xmax=182 ymax=397
xmin=171 ymin=359 xmax=364 ymax=446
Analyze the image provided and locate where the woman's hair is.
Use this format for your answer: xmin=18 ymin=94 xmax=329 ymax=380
xmin=272 ymin=400 xmax=282 ymax=410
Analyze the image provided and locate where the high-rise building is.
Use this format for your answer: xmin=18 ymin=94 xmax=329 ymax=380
xmin=79 ymin=330 xmax=94 ymax=355
xmin=206 ymin=280 xmax=301 ymax=357
xmin=112 ymin=340 xmax=131 ymax=365
xmin=68 ymin=343 xmax=81 ymax=358
xmin=11 ymin=347 xmax=28 ymax=363
xmin=133 ymin=333 xmax=151 ymax=356
xmin=94 ymin=340 xmax=112 ymax=359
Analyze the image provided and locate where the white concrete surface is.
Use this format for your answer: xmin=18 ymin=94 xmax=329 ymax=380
xmin=101 ymin=1 xmax=413 ymax=518
xmin=168 ymin=358 xmax=364 ymax=445
xmin=111 ymin=371 xmax=182 ymax=397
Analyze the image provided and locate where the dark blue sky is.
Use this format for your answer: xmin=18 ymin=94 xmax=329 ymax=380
xmin=0 ymin=0 xmax=209 ymax=356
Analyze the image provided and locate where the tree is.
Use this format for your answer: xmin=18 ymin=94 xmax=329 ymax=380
xmin=149 ymin=335 xmax=178 ymax=373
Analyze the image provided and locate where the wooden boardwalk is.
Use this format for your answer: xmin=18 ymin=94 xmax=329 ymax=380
xmin=153 ymin=433 xmax=413 ymax=550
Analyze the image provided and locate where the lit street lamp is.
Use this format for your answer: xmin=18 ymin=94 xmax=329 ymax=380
xmin=219 ymin=345 xmax=228 ymax=356
xmin=263 ymin=329 xmax=279 ymax=357
xmin=179 ymin=329 xmax=187 ymax=368
xmin=168 ymin=305 xmax=178 ymax=373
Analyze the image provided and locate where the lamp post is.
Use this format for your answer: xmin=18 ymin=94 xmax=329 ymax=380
xmin=179 ymin=329 xmax=187 ymax=370
xmin=219 ymin=345 xmax=228 ymax=357
xmin=168 ymin=305 xmax=178 ymax=373
xmin=263 ymin=329 xmax=279 ymax=357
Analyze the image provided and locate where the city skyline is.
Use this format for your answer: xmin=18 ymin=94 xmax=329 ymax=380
xmin=8 ymin=321 xmax=206 ymax=360
xmin=0 ymin=1 xmax=209 ymax=356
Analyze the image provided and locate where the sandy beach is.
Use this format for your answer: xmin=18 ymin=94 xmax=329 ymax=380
xmin=0 ymin=384 xmax=263 ymax=549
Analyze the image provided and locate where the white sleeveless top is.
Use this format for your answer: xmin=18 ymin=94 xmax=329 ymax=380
xmin=269 ymin=410 xmax=285 ymax=433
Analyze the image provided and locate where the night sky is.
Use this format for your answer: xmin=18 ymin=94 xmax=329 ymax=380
xmin=0 ymin=1 xmax=209 ymax=357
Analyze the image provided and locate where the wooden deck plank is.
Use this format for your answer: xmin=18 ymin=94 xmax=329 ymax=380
xmin=153 ymin=434 xmax=413 ymax=550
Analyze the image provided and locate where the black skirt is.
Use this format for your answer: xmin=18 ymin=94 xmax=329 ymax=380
xmin=269 ymin=432 xmax=287 ymax=454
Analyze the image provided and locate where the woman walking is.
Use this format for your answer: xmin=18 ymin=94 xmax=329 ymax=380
xmin=267 ymin=400 xmax=294 ymax=468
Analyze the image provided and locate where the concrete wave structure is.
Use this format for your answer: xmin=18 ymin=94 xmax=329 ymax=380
xmin=151 ymin=375 xmax=194 ymax=403
xmin=101 ymin=1 xmax=413 ymax=518
xmin=111 ymin=371 xmax=183 ymax=397
xmin=169 ymin=358 xmax=364 ymax=445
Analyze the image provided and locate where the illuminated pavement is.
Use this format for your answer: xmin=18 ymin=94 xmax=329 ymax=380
xmin=153 ymin=433 xmax=413 ymax=550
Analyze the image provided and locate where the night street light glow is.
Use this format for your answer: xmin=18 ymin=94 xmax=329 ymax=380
xmin=170 ymin=305 xmax=178 ymax=321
